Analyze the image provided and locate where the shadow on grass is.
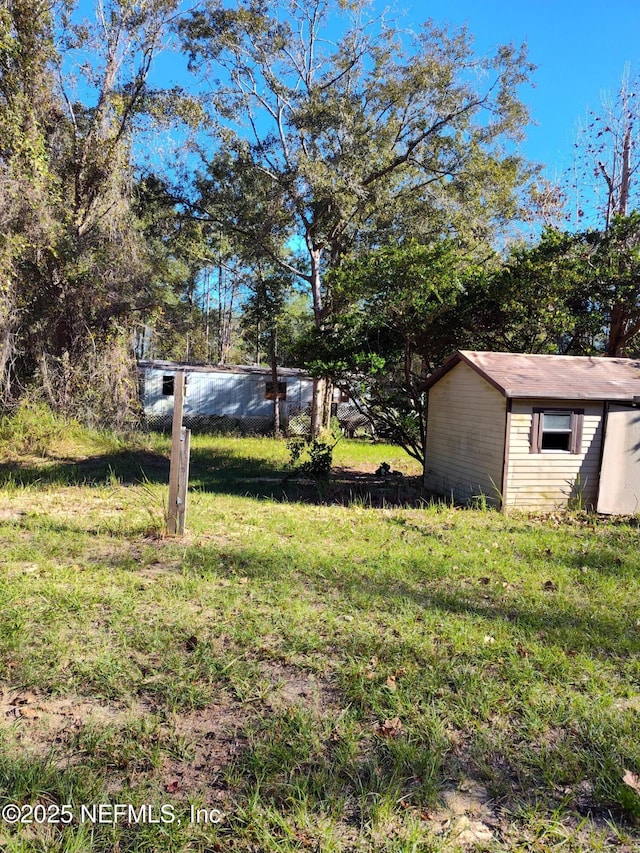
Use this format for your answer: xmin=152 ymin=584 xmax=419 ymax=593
xmin=0 ymin=443 xmax=426 ymax=506
xmin=0 ymin=450 xmax=169 ymax=487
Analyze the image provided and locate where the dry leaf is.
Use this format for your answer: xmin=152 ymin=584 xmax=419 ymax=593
xmin=165 ymin=780 xmax=180 ymax=793
xmin=17 ymin=706 xmax=39 ymax=719
xmin=376 ymin=717 xmax=403 ymax=737
xmin=10 ymin=692 xmax=36 ymax=706
xmin=542 ymin=580 xmax=557 ymax=591
xmin=623 ymin=769 xmax=640 ymax=796
xmin=385 ymin=675 xmax=397 ymax=692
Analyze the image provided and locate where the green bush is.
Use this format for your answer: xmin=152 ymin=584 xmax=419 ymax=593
xmin=286 ymin=434 xmax=340 ymax=479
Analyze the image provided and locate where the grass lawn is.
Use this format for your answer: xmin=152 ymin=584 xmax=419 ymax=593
xmin=1 ymin=419 xmax=640 ymax=851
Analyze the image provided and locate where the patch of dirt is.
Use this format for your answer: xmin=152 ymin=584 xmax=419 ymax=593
xmin=162 ymin=696 xmax=251 ymax=803
xmin=427 ymin=778 xmax=499 ymax=847
xmin=1 ymin=688 xmax=249 ymax=803
xmin=0 ymin=689 xmax=150 ymax=759
xmin=258 ymin=662 xmax=344 ymax=715
xmin=0 ymin=508 xmax=27 ymax=521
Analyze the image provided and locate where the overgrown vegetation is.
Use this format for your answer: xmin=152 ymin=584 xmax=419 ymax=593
xmin=1 ymin=424 xmax=640 ymax=852
xmin=287 ymin=432 xmax=341 ymax=480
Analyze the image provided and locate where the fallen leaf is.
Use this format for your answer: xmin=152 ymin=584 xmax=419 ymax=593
xmin=165 ymin=780 xmax=180 ymax=793
xmin=376 ymin=717 xmax=403 ymax=737
xmin=385 ymin=675 xmax=397 ymax=692
xmin=542 ymin=580 xmax=557 ymax=591
xmin=16 ymin=706 xmax=39 ymax=719
xmin=623 ymin=769 xmax=640 ymax=796
xmin=10 ymin=692 xmax=36 ymax=706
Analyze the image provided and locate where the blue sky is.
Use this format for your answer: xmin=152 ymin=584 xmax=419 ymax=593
xmin=72 ymin=0 xmax=640 ymax=210
xmin=407 ymin=0 xmax=640 ymax=185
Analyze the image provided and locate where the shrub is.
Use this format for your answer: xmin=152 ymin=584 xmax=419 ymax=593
xmin=286 ymin=434 xmax=340 ymax=480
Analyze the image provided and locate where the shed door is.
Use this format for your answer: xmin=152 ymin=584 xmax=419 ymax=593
xmin=597 ymin=404 xmax=640 ymax=514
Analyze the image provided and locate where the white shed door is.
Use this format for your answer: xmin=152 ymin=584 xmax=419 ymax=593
xmin=597 ymin=404 xmax=640 ymax=514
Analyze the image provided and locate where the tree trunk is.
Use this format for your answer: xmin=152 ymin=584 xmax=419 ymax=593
xmin=270 ymin=329 xmax=280 ymax=437
xmin=311 ymin=377 xmax=324 ymax=436
xmin=607 ymin=303 xmax=627 ymax=356
xmin=322 ymin=379 xmax=333 ymax=431
xmin=308 ymin=246 xmax=327 ymax=435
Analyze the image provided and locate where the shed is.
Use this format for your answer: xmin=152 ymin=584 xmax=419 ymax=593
xmin=139 ymin=361 xmax=315 ymax=434
xmin=423 ymin=350 xmax=640 ymax=513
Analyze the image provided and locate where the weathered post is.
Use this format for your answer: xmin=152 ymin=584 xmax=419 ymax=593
xmin=177 ymin=426 xmax=191 ymax=535
xmin=167 ymin=371 xmax=187 ymax=535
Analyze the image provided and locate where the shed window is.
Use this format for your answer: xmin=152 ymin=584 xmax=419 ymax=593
xmin=530 ymin=408 xmax=584 ymax=454
xmin=162 ymin=375 xmax=174 ymax=396
xmin=266 ymin=381 xmax=287 ymax=400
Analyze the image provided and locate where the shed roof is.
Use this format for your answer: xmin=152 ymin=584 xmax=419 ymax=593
xmin=424 ymin=350 xmax=640 ymax=401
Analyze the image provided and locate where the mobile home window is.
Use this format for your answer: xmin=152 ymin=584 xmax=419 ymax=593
xmin=162 ymin=375 xmax=174 ymax=396
xmin=266 ymin=381 xmax=287 ymax=400
xmin=530 ymin=408 xmax=584 ymax=454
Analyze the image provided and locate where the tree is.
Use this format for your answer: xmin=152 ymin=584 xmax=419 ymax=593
xmin=0 ymin=0 xmax=184 ymax=425
xmin=180 ymin=0 xmax=538 ymax=430
xmin=570 ymin=67 xmax=640 ymax=231
xmin=0 ymin=0 xmax=61 ymax=402
xmin=474 ymin=216 xmax=640 ymax=358
xmin=301 ymin=239 xmax=470 ymax=470
xmin=240 ymin=265 xmax=298 ymax=434
xmin=549 ymin=68 xmax=640 ymax=357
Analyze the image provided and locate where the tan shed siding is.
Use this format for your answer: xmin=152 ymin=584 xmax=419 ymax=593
xmin=425 ymin=362 xmax=506 ymax=504
xmin=506 ymin=399 xmax=603 ymax=510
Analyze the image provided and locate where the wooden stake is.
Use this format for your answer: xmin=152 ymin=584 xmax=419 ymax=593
xmin=177 ymin=427 xmax=191 ymax=535
xmin=167 ymin=371 xmax=185 ymax=535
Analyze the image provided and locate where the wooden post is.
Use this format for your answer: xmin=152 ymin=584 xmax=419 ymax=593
xmin=167 ymin=371 xmax=186 ymax=535
xmin=177 ymin=427 xmax=191 ymax=535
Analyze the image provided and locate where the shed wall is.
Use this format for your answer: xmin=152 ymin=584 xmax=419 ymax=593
xmin=424 ymin=362 xmax=506 ymax=505
xmin=597 ymin=405 xmax=640 ymax=514
xmin=505 ymin=399 xmax=604 ymax=510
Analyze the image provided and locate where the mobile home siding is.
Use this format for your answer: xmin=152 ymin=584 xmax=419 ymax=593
xmin=139 ymin=362 xmax=315 ymax=433
xmin=142 ymin=369 xmax=311 ymax=420
xmin=424 ymin=362 xmax=506 ymax=505
xmin=505 ymin=399 xmax=603 ymax=510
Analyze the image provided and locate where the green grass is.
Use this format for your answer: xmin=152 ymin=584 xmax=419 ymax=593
xmin=1 ymin=421 xmax=640 ymax=851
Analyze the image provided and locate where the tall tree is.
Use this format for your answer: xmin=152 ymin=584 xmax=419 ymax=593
xmin=180 ymin=0 xmax=538 ymax=430
xmin=240 ymin=265 xmax=297 ymax=435
xmin=0 ymin=0 xmax=61 ymax=402
xmin=570 ymin=67 xmax=640 ymax=231
xmin=1 ymin=0 xmax=183 ymax=424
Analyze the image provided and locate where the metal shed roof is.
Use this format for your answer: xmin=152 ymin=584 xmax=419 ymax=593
xmin=424 ymin=351 xmax=640 ymax=401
